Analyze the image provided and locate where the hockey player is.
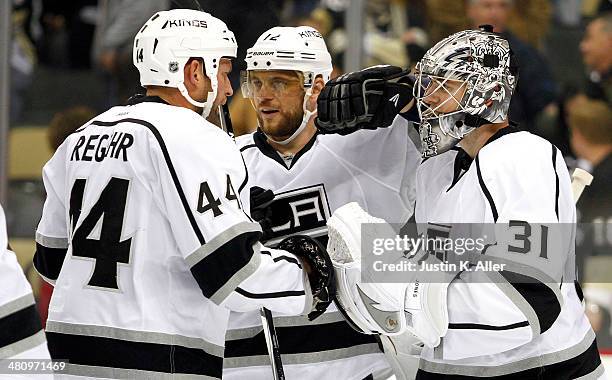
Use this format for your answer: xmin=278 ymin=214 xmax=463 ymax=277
xmin=316 ymin=26 xmax=604 ymax=379
xmin=32 ymin=10 xmax=334 ymax=379
xmin=0 ymin=204 xmax=52 ymax=380
xmin=223 ymin=26 xmax=421 ymax=380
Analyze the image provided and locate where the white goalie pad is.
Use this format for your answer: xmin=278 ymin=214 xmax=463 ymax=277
xmin=326 ymin=202 xmax=450 ymax=348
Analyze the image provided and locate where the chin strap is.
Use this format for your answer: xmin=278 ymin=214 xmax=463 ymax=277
xmin=265 ymin=89 xmax=315 ymax=145
xmin=178 ymin=82 xmax=216 ymax=118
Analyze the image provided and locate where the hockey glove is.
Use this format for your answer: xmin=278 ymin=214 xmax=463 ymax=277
xmin=250 ymin=186 xmax=275 ymax=242
xmin=278 ymin=235 xmax=336 ymax=321
xmin=315 ymin=65 xmax=415 ymax=135
xmin=327 ymin=203 xmax=454 ymax=348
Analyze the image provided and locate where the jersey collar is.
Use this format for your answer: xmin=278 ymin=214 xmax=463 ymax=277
xmin=253 ymin=129 xmax=318 ymax=170
xmin=483 ymin=122 xmax=520 ymax=147
xmin=126 ymin=94 xmax=170 ymax=106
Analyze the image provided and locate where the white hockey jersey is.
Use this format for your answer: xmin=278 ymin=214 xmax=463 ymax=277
xmin=0 ymin=204 xmax=52 ymax=380
xmin=413 ymin=127 xmax=604 ymax=379
xmin=224 ymin=117 xmax=421 ymax=380
xmin=33 ymin=96 xmax=310 ymax=379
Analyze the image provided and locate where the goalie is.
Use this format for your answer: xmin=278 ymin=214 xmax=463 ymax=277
xmin=319 ymin=26 xmax=604 ymax=379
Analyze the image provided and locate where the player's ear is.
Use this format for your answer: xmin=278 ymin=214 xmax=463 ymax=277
xmin=184 ymin=58 xmax=206 ymax=88
xmin=308 ymin=76 xmax=326 ymax=111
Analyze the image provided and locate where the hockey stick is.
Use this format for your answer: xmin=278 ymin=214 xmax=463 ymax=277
xmin=260 ymin=308 xmax=285 ymax=380
xmin=571 ymin=168 xmax=593 ymax=204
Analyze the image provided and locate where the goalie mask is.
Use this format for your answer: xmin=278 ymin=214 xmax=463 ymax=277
xmin=413 ymin=25 xmax=518 ymax=157
xmin=133 ymin=9 xmax=237 ymax=118
xmin=241 ymin=26 xmax=333 ymax=145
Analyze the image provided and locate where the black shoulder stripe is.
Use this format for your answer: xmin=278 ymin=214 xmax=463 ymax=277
xmin=476 ymin=155 xmax=499 ymax=222
xmin=190 ymin=231 xmax=262 ymax=299
xmin=0 ymin=304 xmax=43 ymax=349
xmin=33 ymin=243 xmax=67 ymax=281
xmin=552 ymin=144 xmax=559 ymax=220
xmin=499 ymin=271 xmax=561 ymax=334
xmin=235 ymin=287 xmax=305 ymax=299
xmin=47 ymin=331 xmax=223 ymax=378
xmin=91 ymin=119 xmax=205 ymax=245
xmin=239 ymin=144 xmax=257 ymax=152
xmin=448 ymin=321 xmax=529 ymax=331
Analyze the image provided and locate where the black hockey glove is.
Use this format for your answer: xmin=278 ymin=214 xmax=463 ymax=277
xmin=250 ymin=186 xmax=275 ymax=242
xmin=278 ymin=235 xmax=336 ymax=321
xmin=315 ymin=65 xmax=415 ymax=135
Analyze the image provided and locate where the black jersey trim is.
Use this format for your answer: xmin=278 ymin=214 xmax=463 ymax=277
xmin=252 ymin=130 xmax=318 ymax=170
xmin=126 ymin=94 xmax=169 ymax=106
xmin=33 ymin=243 xmax=67 ymax=281
xmin=448 ymin=321 xmax=529 ymax=331
xmin=46 ymin=331 xmax=223 ymax=378
xmin=483 ymin=124 xmax=521 ymax=147
xmin=234 ymin=287 xmax=305 ymax=299
xmin=0 ymin=304 xmax=43 ymax=349
xmin=447 ymin=148 xmax=473 ymax=192
xmin=416 ymin=337 xmax=601 ymax=379
xmin=552 ymin=144 xmax=560 ymax=220
xmin=190 ymin=230 xmax=262 ymax=300
xmin=224 ymin=320 xmax=378 ymax=358
xmin=239 ymin=143 xmax=257 ymax=152
xmin=261 ymin=250 xmax=303 ymax=268
xmin=499 ymin=271 xmax=561 ymax=334
xmin=90 ymin=118 xmax=206 ymax=245
xmin=475 ymin=155 xmax=499 ymax=222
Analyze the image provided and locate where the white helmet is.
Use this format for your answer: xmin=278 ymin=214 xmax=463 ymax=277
xmin=242 ymin=26 xmax=333 ymax=145
xmin=133 ymin=9 xmax=237 ymax=118
xmin=413 ymin=25 xmax=518 ymax=157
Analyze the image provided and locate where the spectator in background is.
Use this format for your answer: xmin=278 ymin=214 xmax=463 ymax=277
xmin=93 ymin=0 xmax=169 ymax=106
xmin=566 ymin=95 xmax=612 ymax=281
xmin=11 ymin=0 xmax=37 ymax=124
xmin=325 ymin=0 xmax=429 ymax=69
xmin=580 ymin=12 xmax=612 ymax=103
xmin=466 ymin=0 xmax=557 ymax=131
xmin=47 ymin=106 xmax=97 ymax=150
xmin=37 ymin=105 xmax=97 ymax=326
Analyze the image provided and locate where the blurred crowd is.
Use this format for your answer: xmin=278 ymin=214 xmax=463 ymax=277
xmin=6 ymin=0 xmax=612 ymax=347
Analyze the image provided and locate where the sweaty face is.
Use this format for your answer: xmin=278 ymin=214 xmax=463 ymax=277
xmin=420 ymin=76 xmax=468 ymax=118
xmin=248 ymin=70 xmax=306 ymax=140
xmin=580 ymin=20 xmax=612 ymax=73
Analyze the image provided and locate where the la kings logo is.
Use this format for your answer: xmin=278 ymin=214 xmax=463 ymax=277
xmin=264 ymin=184 xmax=331 ymax=246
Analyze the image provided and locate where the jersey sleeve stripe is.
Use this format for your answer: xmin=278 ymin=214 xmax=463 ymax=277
xmin=448 ymin=321 xmax=529 ymax=331
xmin=0 ymin=293 xmax=35 ymax=320
xmin=45 ymin=321 xmax=224 ymax=357
xmin=0 ymin=304 xmax=44 ymax=355
xmin=475 ymin=155 xmax=499 ymax=222
xmin=35 ymin=232 xmax=68 ymax=249
xmin=224 ymin=319 xmax=379 ymax=361
xmin=46 ymin=331 xmax=223 ymax=378
xmin=189 ymin=229 xmax=263 ymax=304
xmin=185 ymin=222 xmax=262 ymax=267
xmin=417 ymin=330 xmax=600 ymax=378
xmin=234 ymin=287 xmax=306 ymax=299
xmin=91 ymin=118 xmax=206 ymax=245
xmin=551 ymin=144 xmax=560 ymax=220
xmin=33 ymin=242 xmax=67 ymax=282
xmin=498 ymin=271 xmax=562 ymax=334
